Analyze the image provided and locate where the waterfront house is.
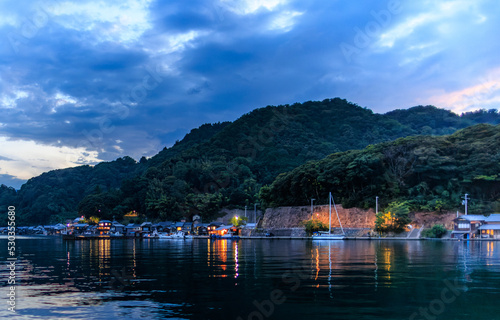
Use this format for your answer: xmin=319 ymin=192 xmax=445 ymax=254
xmin=478 ymin=214 xmax=500 ymax=239
xmin=174 ymin=222 xmax=184 ymax=232
xmin=111 ymin=221 xmax=125 ymax=234
xmin=74 ymin=223 xmax=89 ymax=235
xmin=194 ymin=223 xmax=209 ymax=235
xmin=213 ymin=225 xmax=239 ymax=237
xmin=97 ymin=220 xmax=112 ymax=235
xmin=125 ymin=223 xmax=141 ymax=237
xmin=155 ymin=221 xmax=173 ymax=233
xmin=182 ymin=222 xmax=193 ymax=235
xmin=451 ymin=215 xmax=487 ymax=239
xmin=141 ymin=222 xmax=153 ymax=233
xmin=88 ymin=225 xmax=97 ymax=234
xmin=207 ymin=222 xmax=223 ymax=235
xmin=54 ymin=223 xmax=67 ymax=234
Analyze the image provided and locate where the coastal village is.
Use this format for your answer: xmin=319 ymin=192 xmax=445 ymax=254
xmin=3 ymin=203 xmax=500 ymax=240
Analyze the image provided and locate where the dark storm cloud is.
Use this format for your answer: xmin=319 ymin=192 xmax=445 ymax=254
xmin=0 ymin=0 xmax=499 ymax=186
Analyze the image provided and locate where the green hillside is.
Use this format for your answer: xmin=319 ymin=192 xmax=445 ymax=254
xmin=1 ymin=98 xmax=499 ymax=225
xmin=261 ymin=124 xmax=500 ymax=214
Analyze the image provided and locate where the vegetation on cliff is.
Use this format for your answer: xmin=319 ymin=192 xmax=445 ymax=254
xmin=261 ymin=124 xmax=500 ymax=215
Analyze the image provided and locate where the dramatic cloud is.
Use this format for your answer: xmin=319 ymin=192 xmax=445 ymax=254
xmin=0 ymin=0 xmax=499 ymax=187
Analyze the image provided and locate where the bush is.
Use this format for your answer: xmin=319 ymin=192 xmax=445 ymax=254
xmin=230 ymin=216 xmax=248 ymax=227
xmin=421 ymin=224 xmax=447 ymax=238
xmin=375 ymin=201 xmax=411 ymax=233
xmin=303 ymin=219 xmax=329 ymax=236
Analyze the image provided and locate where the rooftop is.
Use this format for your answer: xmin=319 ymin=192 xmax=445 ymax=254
xmin=455 ymin=215 xmax=487 ymax=221
xmin=479 ymin=224 xmax=500 ymax=230
xmin=485 ymin=214 xmax=500 ymax=223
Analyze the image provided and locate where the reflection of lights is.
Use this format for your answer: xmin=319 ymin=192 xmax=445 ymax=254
xmin=234 ymin=242 xmax=239 ymax=278
xmin=133 ymin=240 xmax=137 ymax=278
xmin=384 ymin=247 xmax=392 ymax=282
xmin=315 ymin=247 xmax=320 ymax=281
xmin=220 ymin=240 xmax=227 ymax=268
xmin=207 ymin=239 xmax=211 ymax=267
xmin=487 ymin=241 xmax=494 ymax=260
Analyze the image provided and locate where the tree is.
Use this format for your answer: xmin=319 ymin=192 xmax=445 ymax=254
xmin=375 ymin=201 xmax=411 ymax=233
xmin=230 ymin=216 xmax=248 ymax=227
xmin=303 ymin=219 xmax=329 ymax=236
xmin=421 ymin=224 xmax=447 ymax=238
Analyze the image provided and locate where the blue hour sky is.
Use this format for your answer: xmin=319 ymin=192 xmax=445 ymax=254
xmin=1 ymin=0 xmax=499 ymax=188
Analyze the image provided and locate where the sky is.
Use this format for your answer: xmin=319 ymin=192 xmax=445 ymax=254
xmin=1 ymin=0 xmax=500 ymax=189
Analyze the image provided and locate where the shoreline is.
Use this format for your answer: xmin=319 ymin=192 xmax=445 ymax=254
xmin=2 ymin=234 xmax=495 ymax=241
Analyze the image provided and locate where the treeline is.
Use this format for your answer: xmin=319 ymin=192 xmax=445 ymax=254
xmin=260 ymin=124 xmax=500 ymax=214
xmin=1 ymin=98 xmax=499 ymax=225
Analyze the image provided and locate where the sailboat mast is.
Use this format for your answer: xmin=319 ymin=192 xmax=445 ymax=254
xmin=329 ymin=192 xmax=332 ymax=235
xmin=331 ymin=193 xmax=345 ymax=235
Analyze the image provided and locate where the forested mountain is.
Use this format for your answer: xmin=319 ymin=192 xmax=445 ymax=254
xmin=261 ymin=124 xmax=500 ymax=214
xmin=1 ymin=98 xmax=499 ymax=225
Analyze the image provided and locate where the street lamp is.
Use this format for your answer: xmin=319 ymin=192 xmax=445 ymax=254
xmin=376 ymin=196 xmax=379 ymax=215
xmin=311 ymin=198 xmax=315 ymax=219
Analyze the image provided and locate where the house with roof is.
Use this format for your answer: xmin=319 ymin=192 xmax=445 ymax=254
xmin=154 ymin=221 xmax=173 ymax=233
xmin=111 ymin=221 xmax=125 ymax=234
xmin=141 ymin=221 xmax=152 ymax=231
xmin=125 ymin=223 xmax=141 ymax=237
xmin=194 ymin=223 xmax=209 ymax=235
xmin=207 ymin=221 xmax=223 ymax=235
xmin=97 ymin=220 xmax=112 ymax=235
xmin=74 ymin=223 xmax=89 ymax=235
xmin=212 ymin=225 xmax=239 ymax=237
xmin=182 ymin=222 xmax=193 ymax=234
xmin=54 ymin=223 xmax=67 ymax=234
xmin=478 ymin=214 xmax=500 ymax=239
xmin=451 ymin=215 xmax=487 ymax=239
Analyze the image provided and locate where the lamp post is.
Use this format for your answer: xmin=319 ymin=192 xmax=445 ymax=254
xmin=376 ymin=196 xmax=379 ymax=215
xmin=245 ymin=206 xmax=247 ymax=219
xmin=311 ymin=198 xmax=315 ymax=219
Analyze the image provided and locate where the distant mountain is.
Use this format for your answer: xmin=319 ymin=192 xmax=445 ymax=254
xmin=261 ymin=123 xmax=500 ymax=214
xmin=1 ymin=98 xmax=499 ymax=225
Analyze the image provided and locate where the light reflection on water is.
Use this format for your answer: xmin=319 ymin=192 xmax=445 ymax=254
xmin=2 ymin=238 xmax=500 ymax=319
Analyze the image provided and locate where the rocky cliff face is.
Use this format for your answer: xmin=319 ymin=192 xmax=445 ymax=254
xmin=262 ymin=204 xmax=376 ymax=229
xmin=261 ymin=204 xmax=458 ymax=230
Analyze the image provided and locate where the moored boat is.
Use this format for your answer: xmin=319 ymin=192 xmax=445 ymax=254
xmin=312 ymin=192 xmax=346 ymax=240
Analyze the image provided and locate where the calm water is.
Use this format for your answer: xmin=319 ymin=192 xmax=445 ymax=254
xmin=1 ymin=237 xmax=500 ymax=320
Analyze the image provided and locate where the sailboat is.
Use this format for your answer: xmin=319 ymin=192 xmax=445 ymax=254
xmin=312 ymin=192 xmax=346 ymax=240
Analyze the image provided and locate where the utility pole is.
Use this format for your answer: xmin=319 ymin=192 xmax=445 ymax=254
xmin=254 ymin=203 xmax=259 ymax=223
xmin=311 ymin=198 xmax=315 ymax=219
xmin=462 ymin=194 xmax=469 ymax=215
